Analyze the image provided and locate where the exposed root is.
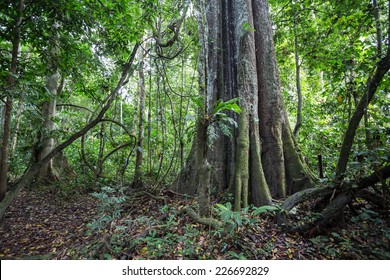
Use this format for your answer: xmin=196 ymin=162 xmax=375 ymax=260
xmin=182 ymin=206 xmax=221 ymax=230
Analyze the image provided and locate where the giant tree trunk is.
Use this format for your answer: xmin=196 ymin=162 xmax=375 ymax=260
xmin=174 ymin=0 xmax=313 ymax=207
xmin=234 ymin=0 xmax=272 ymax=208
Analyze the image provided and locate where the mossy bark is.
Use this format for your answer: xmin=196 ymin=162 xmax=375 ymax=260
xmin=235 ymin=0 xmax=273 ymax=208
xmin=198 ymin=159 xmax=212 ymax=217
xmin=249 ymin=119 xmax=273 ymax=206
xmin=233 ymin=111 xmax=250 ymax=210
xmin=183 ymin=206 xmax=222 ymax=230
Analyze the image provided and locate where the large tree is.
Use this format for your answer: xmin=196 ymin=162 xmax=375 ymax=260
xmin=174 ymin=0 xmax=314 ymax=209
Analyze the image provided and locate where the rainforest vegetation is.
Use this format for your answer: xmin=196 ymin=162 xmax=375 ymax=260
xmin=0 ymin=0 xmax=389 ymax=260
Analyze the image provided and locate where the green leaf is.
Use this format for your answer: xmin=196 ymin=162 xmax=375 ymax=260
xmin=216 ymin=203 xmax=228 ymax=211
xmin=225 ymin=202 xmax=232 ymax=210
xmin=243 ymin=22 xmax=256 ymax=32
xmin=212 ymin=98 xmax=241 ymax=115
xmin=221 ymin=211 xmax=231 ymax=224
xmin=233 ymin=212 xmax=242 ymax=226
xmin=103 ymin=253 xmax=112 ymax=259
xmin=226 ymin=222 xmax=236 ymax=233
xmin=253 ymin=205 xmax=279 ymax=215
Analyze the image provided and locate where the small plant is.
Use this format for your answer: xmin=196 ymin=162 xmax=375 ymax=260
xmin=351 ymin=208 xmax=382 ymax=224
xmin=215 ymin=202 xmax=242 ymax=234
xmin=88 ymin=186 xmax=126 ymax=231
xmin=207 ymin=98 xmax=241 ymax=149
xmin=84 ymin=186 xmax=127 ymax=259
xmin=214 ymin=202 xmax=256 ymax=235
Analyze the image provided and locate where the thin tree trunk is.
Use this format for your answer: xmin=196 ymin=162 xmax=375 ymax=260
xmin=336 ymin=46 xmax=390 ymax=177
xmin=373 ymin=0 xmax=383 ymax=56
xmin=0 ymin=0 xmax=24 ymax=202
xmin=97 ymin=122 xmax=106 ymax=176
xmin=9 ymin=98 xmax=24 ymax=160
xmin=293 ymin=12 xmax=303 ymax=138
xmin=35 ymin=22 xmax=61 ymax=181
xmin=133 ymin=49 xmax=146 ymax=188
xmin=179 ymin=56 xmax=185 ymax=170
xmin=147 ymin=43 xmax=153 ymax=176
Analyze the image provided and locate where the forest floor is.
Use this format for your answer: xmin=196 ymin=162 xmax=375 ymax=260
xmin=0 ymin=184 xmax=389 ymax=260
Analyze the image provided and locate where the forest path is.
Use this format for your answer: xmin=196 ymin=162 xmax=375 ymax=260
xmin=0 ymin=187 xmax=97 ymax=259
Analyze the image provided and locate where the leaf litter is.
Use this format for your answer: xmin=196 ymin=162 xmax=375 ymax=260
xmin=0 ymin=186 xmax=389 ymax=259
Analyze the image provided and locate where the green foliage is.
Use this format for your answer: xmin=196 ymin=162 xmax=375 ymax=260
xmin=270 ymin=0 xmax=389 ymax=178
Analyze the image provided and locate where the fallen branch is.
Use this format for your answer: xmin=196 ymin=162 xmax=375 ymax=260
xmin=281 ymin=186 xmax=333 ymax=212
xmin=279 ymin=165 xmax=390 ymax=233
xmin=357 ymin=189 xmax=387 ymax=209
xmin=143 ymin=191 xmax=167 ymax=204
xmin=165 ymin=189 xmax=196 ymax=198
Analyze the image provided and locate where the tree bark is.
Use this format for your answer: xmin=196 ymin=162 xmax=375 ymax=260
xmin=9 ymin=98 xmax=24 ymax=160
xmin=36 ymin=74 xmax=59 ymax=180
xmin=182 ymin=206 xmax=221 ymax=230
xmin=233 ymin=110 xmax=250 ymax=210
